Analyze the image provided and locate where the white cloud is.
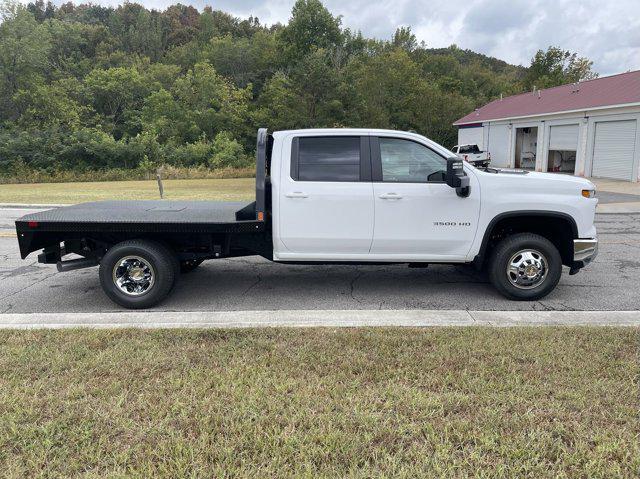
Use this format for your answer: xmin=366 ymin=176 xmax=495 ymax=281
xmin=50 ymin=0 xmax=640 ymax=75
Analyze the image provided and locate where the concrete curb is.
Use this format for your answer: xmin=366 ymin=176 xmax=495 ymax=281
xmin=1 ymin=310 xmax=638 ymax=329
xmin=0 ymin=203 xmax=66 ymax=209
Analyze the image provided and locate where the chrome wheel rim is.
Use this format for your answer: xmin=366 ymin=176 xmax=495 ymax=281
xmin=112 ymin=256 xmax=155 ymax=296
xmin=506 ymin=249 xmax=548 ymax=289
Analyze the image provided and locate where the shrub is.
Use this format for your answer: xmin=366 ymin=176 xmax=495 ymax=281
xmin=209 ymin=131 xmax=251 ymax=168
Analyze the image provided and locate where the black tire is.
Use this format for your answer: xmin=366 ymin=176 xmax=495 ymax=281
xmin=179 ymin=259 xmax=204 ymax=273
xmin=99 ymin=240 xmax=177 ymax=309
xmin=488 ymin=233 xmax=562 ymax=300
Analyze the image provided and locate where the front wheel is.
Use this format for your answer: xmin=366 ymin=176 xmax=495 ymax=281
xmin=488 ymin=233 xmax=562 ymax=300
xmin=99 ymin=240 xmax=178 ymax=309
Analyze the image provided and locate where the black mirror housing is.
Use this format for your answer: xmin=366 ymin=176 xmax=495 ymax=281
xmin=446 ymin=157 xmax=470 ymax=197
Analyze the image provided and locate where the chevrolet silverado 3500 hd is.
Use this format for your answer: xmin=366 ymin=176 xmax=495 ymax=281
xmin=15 ymin=128 xmax=598 ymax=309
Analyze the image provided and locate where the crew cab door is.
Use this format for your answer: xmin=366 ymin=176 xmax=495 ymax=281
xmin=277 ymin=135 xmax=374 ymax=256
xmin=370 ymin=136 xmax=480 ymax=260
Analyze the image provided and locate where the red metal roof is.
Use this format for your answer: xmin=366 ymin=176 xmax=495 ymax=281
xmin=454 ymin=70 xmax=640 ymax=125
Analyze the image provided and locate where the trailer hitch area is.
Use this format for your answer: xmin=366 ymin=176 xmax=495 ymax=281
xmin=38 ymin=244 xmax=65 ymax=264
xmin=56 ymin=257 xmax=99 ymax=272
xmin=37 ymin=241 xmax=101 ymax=272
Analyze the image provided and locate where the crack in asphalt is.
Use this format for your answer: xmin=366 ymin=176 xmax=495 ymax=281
xmin=0 ymin=271 xmax=59 ymax=302
xmin=241 ymin=272 xmax=262 ymax=296
xmin=0 ymin=260 xmax=39 ymax=277
xmin=535 ymin=301 xmax=555 ymax=311
xmin=349 ymin=270 xmax=364 ymax=304
xmin=556 ymin=301 xmax=575 ymax=311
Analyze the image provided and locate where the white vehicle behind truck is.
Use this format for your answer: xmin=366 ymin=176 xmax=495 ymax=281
xmin=16 ymin=128 xmax=598 ymax=309
xmin=452 ymin=144 xmax=491 ymax=168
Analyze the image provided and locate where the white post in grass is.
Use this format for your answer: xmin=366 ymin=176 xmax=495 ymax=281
xmin=156 ymin=167 xmax=164 ymax=199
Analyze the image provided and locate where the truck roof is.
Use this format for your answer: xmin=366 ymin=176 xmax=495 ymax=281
xmin=273 ymin=128 xmax=455 ymax=157
xmin=275 ymin=128 xmax=423 ymax=136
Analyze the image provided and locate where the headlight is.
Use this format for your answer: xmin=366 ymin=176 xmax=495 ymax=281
xmin=581 ymin=189 xmax=596 ymax=198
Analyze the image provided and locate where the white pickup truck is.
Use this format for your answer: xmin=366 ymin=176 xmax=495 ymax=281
xmin=452 ymin=144 xmax=491 ymax=168
xmin=16 ymin=128 xmax=598 ymax=308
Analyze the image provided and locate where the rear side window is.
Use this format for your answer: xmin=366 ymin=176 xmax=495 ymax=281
xmin=291 ymin=136 xmax=361 ymax=182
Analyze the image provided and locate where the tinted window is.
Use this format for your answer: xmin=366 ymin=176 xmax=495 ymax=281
xmin=379 ymin=138 xmax=446 ymax=183
xmin=295 ymin=137 xmax=360 ymax=182
xmin=459 ymin=145 xmax=481 ymax=154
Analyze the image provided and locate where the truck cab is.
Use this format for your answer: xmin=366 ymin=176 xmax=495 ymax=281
xmin=273 ymin=129 xmax=481 ymax=262
xmin=16 ymin=128 xmax=598 ymax=309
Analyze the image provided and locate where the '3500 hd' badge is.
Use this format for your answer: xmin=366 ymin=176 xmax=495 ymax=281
xmin=433 ymin=222 xmax=471 ymax=226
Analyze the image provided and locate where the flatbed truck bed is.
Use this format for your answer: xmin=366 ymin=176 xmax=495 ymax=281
xmin=16 ymin=200 xmax=266 ymax=261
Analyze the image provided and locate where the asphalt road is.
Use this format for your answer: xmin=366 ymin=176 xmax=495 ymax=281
xmin=1 ymin=207 xmax=639 ymax=313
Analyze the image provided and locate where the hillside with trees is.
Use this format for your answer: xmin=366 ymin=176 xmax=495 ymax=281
xmin=0 ymin=0 xmax=596 ymax=181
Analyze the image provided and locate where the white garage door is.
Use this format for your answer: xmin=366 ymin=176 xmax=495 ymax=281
xmin=549 ymin=124 xmax=578 ymax=150
xmin=591 ymin=120 xmax=637 ymax=180
xmin=486 ymin=124 xmax=511 ymax=167
xmin=457 ymin=126 xmax=484 ymax=149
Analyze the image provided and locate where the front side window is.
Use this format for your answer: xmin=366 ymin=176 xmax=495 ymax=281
xmin=294 ymin=136 xmax=360 ymax=182
xmin=379 ymin=137 xmax=446 ymax=183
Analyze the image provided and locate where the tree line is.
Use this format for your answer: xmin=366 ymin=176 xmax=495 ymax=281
xmin=0 ymin=0 xmax=596 ymax=179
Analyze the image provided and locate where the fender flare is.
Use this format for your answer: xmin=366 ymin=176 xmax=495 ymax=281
xmin=473 ymin=210 xmax=579 ymax=267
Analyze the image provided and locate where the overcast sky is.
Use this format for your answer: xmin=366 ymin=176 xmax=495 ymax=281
xmin=59 ymin=0 xmax=640 ymax=76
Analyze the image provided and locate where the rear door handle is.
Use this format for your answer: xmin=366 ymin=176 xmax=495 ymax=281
xmin=379 ymin=193 xmax=403 ymax=199
xmin=285 ymin=192 xmax=309 ymax=198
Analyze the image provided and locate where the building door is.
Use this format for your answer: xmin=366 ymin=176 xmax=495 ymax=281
xmin=457 ymin=125 xmax=484 ymax=149
xmin=487 ymin=124 xmax=511 ymax=168
xmin=514 ymin=127 xmax=537 ymax=170
xmin=548 ymin=124 xmax=579 ymax=173
xmin=591 ymin=120 xmax=637 ymax=181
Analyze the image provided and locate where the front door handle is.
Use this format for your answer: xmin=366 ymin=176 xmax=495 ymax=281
xmin=285 ymin=192 xmax=309 ymax=198
xmin=379 ymin=193 xmax=403 ymax=200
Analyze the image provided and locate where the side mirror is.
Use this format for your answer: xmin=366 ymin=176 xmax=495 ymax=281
xmin=446 ymin=157 xmax=470 ymax=197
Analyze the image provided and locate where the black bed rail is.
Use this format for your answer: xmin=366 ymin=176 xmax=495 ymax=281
xmin=255 ymin=128 xmax=268 ymax=221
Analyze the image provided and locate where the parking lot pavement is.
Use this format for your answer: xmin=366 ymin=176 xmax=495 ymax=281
xmin=1 ymin=208 xmax=639 ymax=314
xmin=591 ymin=179 xmax=640 ymax=213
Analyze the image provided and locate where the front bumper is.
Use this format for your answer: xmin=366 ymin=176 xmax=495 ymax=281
xmin=570 ymin=238 xmax=598 ymax=273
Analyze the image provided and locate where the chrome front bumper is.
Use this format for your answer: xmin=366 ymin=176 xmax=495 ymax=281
xmin=573 ymin=238 xmax=598 ymax=265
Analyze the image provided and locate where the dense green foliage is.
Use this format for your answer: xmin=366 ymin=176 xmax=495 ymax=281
xmin=0 ymin=0 xmax=596 ymax=178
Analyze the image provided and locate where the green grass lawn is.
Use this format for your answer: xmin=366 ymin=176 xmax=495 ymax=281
xmin=0 ymin=327 xmax=637 ymax=477
xmin=0 ymin=178 xmax=255 ymax=204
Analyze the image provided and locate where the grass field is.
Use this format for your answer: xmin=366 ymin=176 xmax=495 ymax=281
xmin=0 ymin=327 xmax=637 ymax=477
xmin=0 ymin=178 xmax=255 ymax=204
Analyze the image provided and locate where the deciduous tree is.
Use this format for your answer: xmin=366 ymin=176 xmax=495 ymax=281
xmin=525 ymin=46 xmax=597 ymax=90
xmin=0 ymin=0 xmax=51 ymax=117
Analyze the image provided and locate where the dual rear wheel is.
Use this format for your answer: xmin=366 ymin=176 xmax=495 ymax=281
xmin=99 ymin=240 xmax=202 ymax=309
